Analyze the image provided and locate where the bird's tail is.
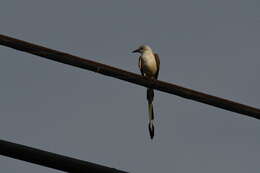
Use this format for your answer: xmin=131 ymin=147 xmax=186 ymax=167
xmin=147 ymin=88 xmax=155 ymax=139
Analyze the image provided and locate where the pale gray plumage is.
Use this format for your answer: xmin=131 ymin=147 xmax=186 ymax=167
xmin=132 ymin=45 xmax=160 ymax=139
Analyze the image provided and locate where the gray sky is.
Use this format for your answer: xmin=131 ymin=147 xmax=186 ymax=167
xmin=1 ymin=0 xmax=260 ymax=172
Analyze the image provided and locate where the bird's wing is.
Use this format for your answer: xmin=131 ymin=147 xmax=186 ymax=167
xmin=138 ymin=56 xmax=144 ymax=76
xmin=154 ymin=53 xmax=160 ymax=79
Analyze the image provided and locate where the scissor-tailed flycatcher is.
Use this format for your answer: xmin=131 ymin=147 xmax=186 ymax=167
xmin=132 ymin=45 xmax=160 ymax=139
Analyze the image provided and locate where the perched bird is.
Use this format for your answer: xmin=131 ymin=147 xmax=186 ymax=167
xmin=132 ymin=45 xmax=160 ymax=139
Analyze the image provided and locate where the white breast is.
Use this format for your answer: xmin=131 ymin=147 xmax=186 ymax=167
xmin=141 ymin=52 xmax=157 ymax=76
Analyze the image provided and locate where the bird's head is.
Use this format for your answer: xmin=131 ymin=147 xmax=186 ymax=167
xmin=132 ymin=45 xmax=152 ymax=54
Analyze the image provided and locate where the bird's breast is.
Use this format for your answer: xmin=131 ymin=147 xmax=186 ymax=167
xmin=141 ymin=53 xmax=157 ymax=76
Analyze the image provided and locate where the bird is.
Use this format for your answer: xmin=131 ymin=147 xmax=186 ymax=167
xmin=132 ymin=45 xmax=160 ymax=139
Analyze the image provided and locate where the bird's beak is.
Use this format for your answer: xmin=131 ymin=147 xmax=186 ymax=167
xmin=132 ymin=48 xmax=140 ymax=53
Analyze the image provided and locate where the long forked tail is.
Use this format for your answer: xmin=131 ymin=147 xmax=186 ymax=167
xmin=147 ymin=88 xmax=155 ymax=139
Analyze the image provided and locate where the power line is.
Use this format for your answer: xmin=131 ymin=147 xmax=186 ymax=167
xmin=0 ymin=34 xmax=260 ymax=119
xmin=0 ymin=139 xmax=127 ymax=173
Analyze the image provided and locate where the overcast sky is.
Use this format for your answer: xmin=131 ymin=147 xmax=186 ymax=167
xmin=1 ymin=1 xmax=260 ymax=172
